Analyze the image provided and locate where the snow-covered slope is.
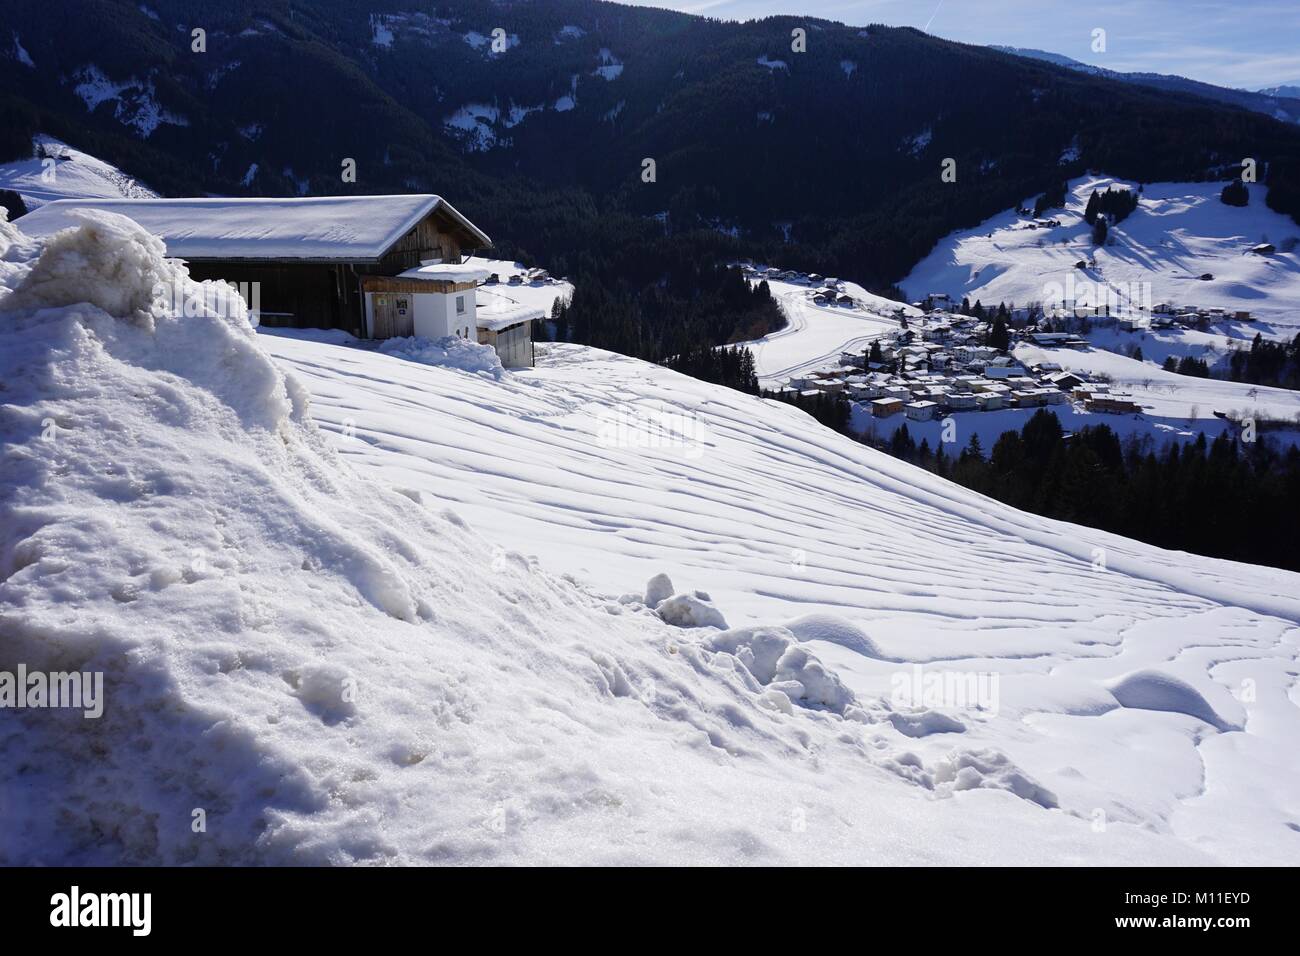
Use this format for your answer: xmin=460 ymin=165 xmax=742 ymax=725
xmin=3 ymin=211 xmax=1299 ymax=865
xmin=735 ymin=277 xmax=919 ymax=383
xmin=0 ymin=135 xmax=157 ymax=211
xmin=262 ymin=330 xmax=1300 ymax=865
xmin=903 ymin=176 xmax=1300 ymax=332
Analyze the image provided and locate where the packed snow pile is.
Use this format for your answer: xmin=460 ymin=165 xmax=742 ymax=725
xmin=0 ymin=211 xmax=1131 ymax=866
xmin=378 ymin=334 xmax=504 ymax=379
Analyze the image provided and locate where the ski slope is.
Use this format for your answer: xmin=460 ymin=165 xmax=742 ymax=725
xmin=4 ymin=209 xmax=1299 ymax=866
xmin=903 ymin=176 xmax=1300 ymax=334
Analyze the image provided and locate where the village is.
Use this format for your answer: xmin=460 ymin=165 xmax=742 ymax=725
xmin=742 ymin=264 xmax=1146 ymax=424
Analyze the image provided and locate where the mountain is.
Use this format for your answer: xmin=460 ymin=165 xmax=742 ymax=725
xmin=6 ymin=0 xmax=1300 ymax=293
xmin=1259 ymin=84 xmax=1300 ymax=100
xmin=4 ymin=207 xmax=1300 ymax=864
xmin=991 ymin=46 xmax=1300 ymax=126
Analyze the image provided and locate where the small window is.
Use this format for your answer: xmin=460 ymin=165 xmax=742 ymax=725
xmin=456 ymin=295 xmax=466 ymax=315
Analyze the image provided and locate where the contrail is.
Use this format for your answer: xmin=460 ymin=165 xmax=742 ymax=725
xmin=924 ymin=0 xmax=945 ymax=32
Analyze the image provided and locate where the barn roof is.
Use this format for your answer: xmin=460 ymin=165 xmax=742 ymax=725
xmin=14 ymin=195 xmax=492 ymax=262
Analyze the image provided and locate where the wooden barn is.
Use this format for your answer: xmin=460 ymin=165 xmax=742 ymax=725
xmin=16 ymin=195 xmax=540 ymax=366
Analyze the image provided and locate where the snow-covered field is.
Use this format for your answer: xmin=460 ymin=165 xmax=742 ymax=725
xmin=735 ymin=278 xmax=918 ymax=383
xmin=4 ymin=208 xmax=1300 ymax=866
xmin=0 ymin=135 xmax=157 ymax=210
xmin=904 ymin=176 xmax=1300 ymax=333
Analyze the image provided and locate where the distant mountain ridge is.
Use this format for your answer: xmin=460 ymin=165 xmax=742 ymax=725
xmin=991 ymin=46 xmax=1300 ymax=125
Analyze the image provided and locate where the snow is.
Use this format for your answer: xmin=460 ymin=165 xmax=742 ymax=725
xmin=397 ymin=262 xmax=494 ymax=283
xmin=840 ymin=59 xmax=857 ymax=78
xmin=503 ymin=103 xmax=543 ymax=128
xmin=444 ymin=104 xmax=500 ymax=152
xmin=377 ymin=335 xmax=504 ymax=379
xmin=475 ymin=288 xmax=545 ymax=331
xmin=254 ymin=325 xmax=1300 ymax=864
xmin=239 ymin=163 xmax=258 ymax=187
xmin=11 ymin=32 xmax=34 ymax=68
xmin=757 ymin=55 xmax=788 ymax=72
xmin=593 ymin=49 xmax=623 ymax=80
xmin=555 ymin=25 xmax=586 ymax=43
xmin=734 ymin=273 xmax=921 ymax=383
xmin=71 ymin=65 xmax=188 ymax=139
xmin=903 ymin=128 xmax=932 ymax=155
xmin=14 ymin=195 xmax=489 ymax=261
xmin=904 ymin=175 xmax=1300 ymax=331
xmin=0 ymin=136 xmax=157 ymax=211
xmin=553 ymin=95 xmax=576 ymax=112
xmin=1012 ymin=340 xmax=1300 ymax=435
xmin=5 ymin=209 xmax=1300 ymax=865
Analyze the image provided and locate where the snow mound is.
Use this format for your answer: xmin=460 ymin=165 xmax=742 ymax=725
xmin=377 ymin=334 xmax=504 ymax=379
xmin=708 ymin=626 xmax=856 ymax=714
xmin=888 ymin=710 xmax=967 ymax=737
xmin=934 ymin=749 xmax=1059 ymax=808
xmin=5 ymin=209 xmax=173 ymax=327
xmin=783 ymin=613 xmax=884 ymax=659
xmin=1106 ymin=670 xmax=1240 ymax=732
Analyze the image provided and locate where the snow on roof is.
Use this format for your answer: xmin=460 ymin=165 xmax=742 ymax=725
xmin=397 ymin=262 xmax=494 ymax=283
xmin=14 ymin=194 xmax=491 ymax=262
xmin=476 ymin=288 xmax=545 ymax=331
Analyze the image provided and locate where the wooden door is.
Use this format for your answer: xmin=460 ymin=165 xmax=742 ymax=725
xmin=392 ymin=295 xmax=413 ymax=337
xmin=372 ymin=294 xmax=393 ymax=338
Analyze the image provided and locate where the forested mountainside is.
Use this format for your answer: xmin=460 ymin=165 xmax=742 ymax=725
xmin=6 ymin=0 xmax=1300 ymax=359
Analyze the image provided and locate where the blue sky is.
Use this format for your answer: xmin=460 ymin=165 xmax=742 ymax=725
xmin=619 ymin=0 xmax=1300 ymax=90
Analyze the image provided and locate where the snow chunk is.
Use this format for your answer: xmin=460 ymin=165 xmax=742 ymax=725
xmin=656 ymin=592 xmax=727 ymax=629
xmin=934 ymin=749 xmax=1058 ymax=808
xmin=378 ymin=335 xmax=505 ymax=380
xmin=644 ymin=573 xmax=674 ymax=607
xmin=888 ymin=710 xmax=966 ymax=737
xmin=6 ymin=209 xmax=173 ymax=327
xmin=757 ymin=55 xmax=788 ymax=71
xmin=708 ymin=626 xmax=855 ymax=714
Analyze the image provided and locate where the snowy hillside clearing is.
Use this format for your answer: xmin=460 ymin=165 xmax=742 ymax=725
xmin=903 ymin=176 xmax=1300 ymax=332
xmin=0 ymin=135 xmax=157 ymax=211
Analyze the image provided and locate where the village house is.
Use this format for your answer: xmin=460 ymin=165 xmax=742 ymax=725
xmin=905 ymin=400 xmax=939 ymax=421
xmin=15 ymin=194 xmax=542 ymax=368
xmin=871 ymin=397 xmax=905 ymax=417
